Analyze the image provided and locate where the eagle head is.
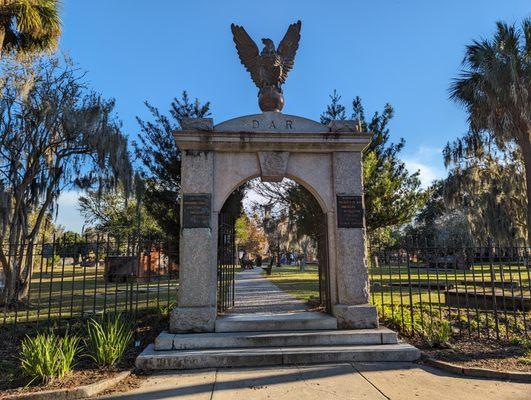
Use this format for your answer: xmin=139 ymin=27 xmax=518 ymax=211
xmin=261 ymin=38 xmax=275 ymax=54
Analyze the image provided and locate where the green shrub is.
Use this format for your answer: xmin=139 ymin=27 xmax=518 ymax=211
xmin=19 ymin=331 xmax=80 ymax=385
xmin=518 ymin=357 xmax=531 ymax=365
xmin=422 ymin=320 xmax=452 ymax=347
xmin=380 ymin=304 xmax=423 ymax=335
xmin=86 ymin=313 xmax=133 ymax=368
xmin=157 ymin=302 xmax=175 ymax=318
xmin=509 ymin=336 xmax=531 ymax=351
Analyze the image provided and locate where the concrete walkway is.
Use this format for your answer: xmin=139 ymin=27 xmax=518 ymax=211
xmin=230 ymin=268 xmax=309 ymax=314
xmin=100 ymin=362 xmax=530 ymax=400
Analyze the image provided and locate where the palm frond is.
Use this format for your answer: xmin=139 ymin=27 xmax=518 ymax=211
xmin=0 ymin=0 xmax=61 ymax=55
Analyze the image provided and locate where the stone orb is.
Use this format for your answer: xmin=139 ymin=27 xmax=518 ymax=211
xmin=259 ymin=87 xmax=284 ymax=112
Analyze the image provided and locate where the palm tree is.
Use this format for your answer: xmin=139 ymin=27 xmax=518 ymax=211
xmin=0 ymin=0 xmax=61 ymax=57
xmin=449 ymin=19 xmax=531 ymax=243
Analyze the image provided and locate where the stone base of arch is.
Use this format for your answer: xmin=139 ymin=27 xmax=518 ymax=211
xmin=170 ymin=113 xmax=379 ymax=333
xmin=332 ymin=304 xmax=379 ymax=329
xmin=170 ymin=306 xmax=217 ymax=333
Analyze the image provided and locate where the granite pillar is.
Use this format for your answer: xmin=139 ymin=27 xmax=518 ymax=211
xmin=331 ymin=151 xmax=378 ymax=328
xmin=170 ymin=150 xmax=218 ymax=332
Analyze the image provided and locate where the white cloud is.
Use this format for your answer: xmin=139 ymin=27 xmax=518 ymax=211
xmin=403 ymin=146 xmax=446 ymax=188
xmin=55 ymin=190 xmax=84 ymax=233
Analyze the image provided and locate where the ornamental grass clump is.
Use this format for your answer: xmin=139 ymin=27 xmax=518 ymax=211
xmin=86 ymin=313 xmax=133 ymax=368
xmin=19 ymin=331 xmax=80 ymax=385
xmin=422 ymin=319 xmax=452 ymax=348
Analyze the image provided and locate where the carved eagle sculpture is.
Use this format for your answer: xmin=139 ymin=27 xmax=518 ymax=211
xmin=231 ymin=20 xmax=302 ymax=112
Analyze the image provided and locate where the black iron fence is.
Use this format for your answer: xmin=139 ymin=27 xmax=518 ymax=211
xmin=217 ymin=213 xmax=236 ymax=313
xmin=369 ymin=241 xmax=530 ymax=341
xmin=2 ymin=235 xmax=530 ymax=343
xmin=1 ymin=235 xmax=179 ymax=334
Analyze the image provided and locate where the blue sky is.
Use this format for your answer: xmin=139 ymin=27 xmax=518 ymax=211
xmin=55 ymin=0 xmax=530 ymax=232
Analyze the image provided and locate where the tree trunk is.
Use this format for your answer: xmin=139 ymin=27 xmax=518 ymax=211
xmin=0 ymin=7 xmax=10 ymax=59
xmin=0 ymin=24 xmax=5 ymax=58
xmin=521 ymin=139 xmax=531 ymax=246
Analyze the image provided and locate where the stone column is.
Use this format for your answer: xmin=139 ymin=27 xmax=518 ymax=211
xmin=170 ymin=150 xmax=218 ymax=332
xmin=331 ymin=151 xmax=378 ymax=329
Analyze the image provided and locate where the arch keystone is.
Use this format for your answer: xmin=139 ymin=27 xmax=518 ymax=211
xmin=258 ymin=152 xmax=289 ymax=182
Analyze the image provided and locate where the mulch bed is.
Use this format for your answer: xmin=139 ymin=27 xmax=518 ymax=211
xmin=0 ymin=311 xmax=165 ymax=396
xmin=408 ymin=336 xmax=531 ymax=372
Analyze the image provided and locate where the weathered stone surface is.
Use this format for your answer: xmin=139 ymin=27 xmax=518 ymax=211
xmin=154 ymin=328 xmax=398 ymax=351
xmin=215 ymin=311 xmax=337 ymax=332
xmin=171 ymin=114 xmax=376 ymax=343
xmin=174 ymin=131 xmax=371 ymax=153
xmin=170 ymin=306 xmax=217 ymax=333
xmin=177 ymin=149 xmax=217 ymax=325
xmin=336 ymin=228 xmax=370 ymax=304
xmin=180 ymin=117 xmax=214 ymax=131
xmin=333 ymin=152 xmax=363 ymax=196
xmin=135 ymin=343 xmax=419 ymax=370
xmin=178 ymin=228 xmax=216 ymax=307
xmin=332 ymin=150 xmax=370 ymax=305
xmin=181 ymin=150 xmax=213 ymax=193
xmin=328 ymin=119 xmax=362 ymax=133
xmin=213 ymin=152 xmax=260 ymax=211
xmin=285 ymin=152 xmax=333 ymax=211
xmin=214 ymin=112 xmax=329 ymax=133
xmin=258 ymin=152 xmax=289 ymax=182
xmin=332 ymin=304 xmax=379 ymax=329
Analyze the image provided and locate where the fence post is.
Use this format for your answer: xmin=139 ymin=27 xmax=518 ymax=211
xmin=487 ymin=237 xmax=500 ymax=340
xmin=405 ymin=239 xmax=415 ymax=334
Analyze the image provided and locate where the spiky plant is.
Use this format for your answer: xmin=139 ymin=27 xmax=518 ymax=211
xmin=86 ymin=313 xmax=134 ymax=368
xmin=19 ymin=331 xmax=80 ymax=385
xmin=0 ymin=0 xmax=61 ymax=57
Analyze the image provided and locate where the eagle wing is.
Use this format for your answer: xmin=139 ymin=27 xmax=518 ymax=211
xmin=277 ymin=20 xmax=301 ymax=84
xmin=231 ymin=24 xmax=261 ymax=88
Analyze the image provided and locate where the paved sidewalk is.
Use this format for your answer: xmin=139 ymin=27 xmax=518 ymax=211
xmin=231 ymin=268 xmax=308 ymax=314
xmin=99 ymin=362 xmax=530 ymax=400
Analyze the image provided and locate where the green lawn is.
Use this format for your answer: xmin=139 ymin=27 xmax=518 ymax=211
xmin=1 ymin=262 xmax=178 ymax=324
xmin=264 ymin=262 xmax=530 ymax=340
xmin=263 ymin=264 xmax=320 ymax=301
xmin=265 ymin=262 xmax=530 ymax=306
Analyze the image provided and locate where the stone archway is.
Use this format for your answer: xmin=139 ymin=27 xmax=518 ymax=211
xmin=170 ymin=112 xmax=379 ymax=332
xmin=216 ymin=173 xmax=332 ymax=314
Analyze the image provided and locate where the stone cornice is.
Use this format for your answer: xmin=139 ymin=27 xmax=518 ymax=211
xmin=173 ymin=130 xmax=372 ymax=153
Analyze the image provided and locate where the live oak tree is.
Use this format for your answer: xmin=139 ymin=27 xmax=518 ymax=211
xmin=321 ymin=92 xmax=425 ymax=242
xmin=78 ymin=185 xmax=163 ymax=240
xmin=0 ymin=55 xmax=132 ymax=305
xmin=448 ymin=19 xmax=531 ymax=244
xmin=0 ymin=0 xmax=61 ymax=57
xmin=250 ymin=180 xmax=325 ymax=268
xmin=251 ymin=180 xmax=323 ymax=244
xmin=443 ymin=139 xmax=527 ymax=244
xmin=404 ymin=180 xmax=476 ymax=246
xmin=134 ymin=92 xmax=210 ymax=243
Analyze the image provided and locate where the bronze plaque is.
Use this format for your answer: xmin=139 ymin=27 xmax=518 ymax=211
xmin=182 ymin=194 xmax=211 ymax=228
xmin=337 ymin=195 xmax=364 ymax=228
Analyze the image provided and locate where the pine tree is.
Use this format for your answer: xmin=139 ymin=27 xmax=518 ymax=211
xmin=134 ymin=92 xmax=211 ymax=242
xmin=321 ymin=92 xmax=425 ymax=241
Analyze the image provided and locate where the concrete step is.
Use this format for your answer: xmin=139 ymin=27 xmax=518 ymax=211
xmin=155 ymin=328 xmax=398 ymax=351
xmin=215 ymin=311 xmax=337 ymax=332
xmin=136 ymin=342 xmax=421 ymax=370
